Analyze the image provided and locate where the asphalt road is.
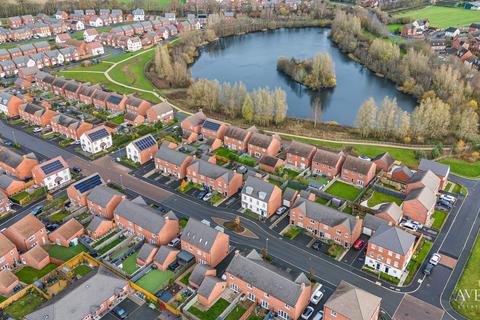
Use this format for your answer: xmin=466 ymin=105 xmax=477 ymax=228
xmin=1 ymin=120 xmax=478 ymax=320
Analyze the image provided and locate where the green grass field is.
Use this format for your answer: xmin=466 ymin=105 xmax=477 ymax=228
xmin=45 ymin=244 xmax=87 ymax=261
xmin=118 ymin=0 xmax=183 ymax=10
xmin=122 ymin=252 xmax=139 ymax=274
xmin=367 ymin=191 xmax=402 ymax=207
xmin=65 ymin=62 xmax=112 ymax=72
xmin=108 ymin=49 xmax=156 ymax=92
xmin=16 ymin=263 xmax=58 ymax=284
xmin=395 ymin=6 xmax=480 ymax=28
xmin=135 ymin=269 xmax=174 ymax=293
xmin=189 ymin=298 xmax=230 ymax=320
xmin=431 ymin=210 xmax=447 ymax=231
xmin=325 ymin=181 xmax=362 ymax=201
xmin=4 ymin=289 xmax=46 ymax=319
xmin=439 ymin=158 xmax=480 ymax=178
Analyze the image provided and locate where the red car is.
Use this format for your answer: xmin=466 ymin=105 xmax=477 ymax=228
xmin=353 ymin=239 xmax=365 ymax=250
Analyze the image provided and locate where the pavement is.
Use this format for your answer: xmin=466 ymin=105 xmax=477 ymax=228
xmin=1 ymin=120 xmax=478 ymax=320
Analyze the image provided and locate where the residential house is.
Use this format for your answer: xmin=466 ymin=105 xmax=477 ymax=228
xmin=29 ymin=53 xmax=49 ymax=69
xmin=84 ymin=28 xmax=98 ymax=42
xmin=7 ymin=48 xmax=22 ymax=59
xmin=124 ymin=111 xmax=144 ymax=126
xmin=141 ymin=21 xmax=153 ymax=32
xmin=20 ymin=246 xmax=50 ymax=270
xmin=87 ymin=216 xmax=114 ymax=239
xmin=167 ymin=25 xmax=178 ymax=36
xmin=181 ymin=218 xmax=230 ymax=266
xmin=226 ymin=249 xmax=311 ymax=320
xmin=155 ymin=141 xmax=193 ymax=179
xmin=25 ymin=266 xmax=131 ymax=320
xmin=78 ymin=84 xmax=99 ymax=105
xmin=19 ymin=103 xmax=57 ymax=127
xmin=33 ymin=41 xmax=50 ymax=53
xmin=69 ymin=20 xmax=85 ymax=31
xmin=241 ymin=176 xmax=282 ymax=218
xmin=114 ymin=197 xmax=179 ymax=245
xmin=224 ymin=125 xmax=255 ymax=152
xmin=55 ymin=11 xmax=68 ymax=20
xmin=8 ymin=17 xmax=22 ymax=29
xmin=247 ymin=133 xmax=282 ymax=159
xmin=4 ymin=215 xmax=47 ymax=252
xmin=125 ymin=96 xmax=151 ymax=116
xmin=136 ymin=243 xmax=158 ymax=266
xmin=390 ymin=166 xmax=413 ymax=184
xmin=374 ymin=202 xmax=403 ymax=225
xmin=290 ymin=197 xmax=363 ymax=248
xmin=0 ymin=60 xmax=17 ymax=76
xmin=0 ymin=49 xmax=10 ymax=61
xmin=146 ymin=101 xmax=174 ymax=123
xmin=0 ymin=174 xmax=27 ymax=196
xmin=105 ymin=93 xmax=127 ymax=112
xmin=67 ymin=173 xmax=104 ymax=207
xmin=323 ymin=281 xmax=382 ymax=320
xmin=181 ymin=110 xmax=206 ymax=141
xmin=45 ymin=49 xmax=65 ymax=66
xmin=0 ymin=146 xmax=38 ymax=180
xmin=60 ymin=47 xmax=80 ymax=63
xmin=153 ymin=246 xmax=179 ymax=271
xmin=52 ymin=77 xmax=68 ymax=95
xmin=48 ymin=218 xmax=84 ymax=247
xmin=312 ymin=149 xmax=345 ymax=179
xmin=258 ymin=155 xmax=283 ymax=174
xmin=88 ymin=15 xmax=104 ymax=28
xmin=165 ymin=12 xmax=176 ymax=22
xmin=189 ymin=263 xmax=216 ymax=288
xmin=63 ymin=80 xmax=83 ymax=100
xmin=0 ymin=92 xmax=25 ymax=117
xmin=340 ymin=156 xmax=376 ymax=188
xmin=51 ymin=114 xmax=93 ymax=140
xmin=55 ymin=33 xmax=71 ymax=44
xmin=80 ymin=126 xmax=112 ymax=154
xmin=0 ymin=270 xmax=18 ymax=296
xmin=31 ymin=23 xmax=51 ymax=38
xmin=430 ymin=39 xmax=447 ymax=52
xmin=186 ymin=159 xmax=243 ymax=197
xmin=201 ymin=119 xmax=228 ymax=141
xmin=402 ymin=186 xmax=436 ymax=224
xmin=197 ymin=275 xmax=226 ymax=307
xmin=0 ymin=191 xmax=10 ymax=216
xmin=12 ymin=56 xmax=35 ymax=70
xmin=85 ymin=41 xmax=104 ymax=56
xmin=365 ymin=224 xmax=416 ymax=279
xmin=21 ymin=15 xmax=35 ymax=25
xmin=406 ymin=170 xmax=440 ymax=194
xmin=418 ymin=159 xmax=450 ymax=190
xmin=372 ymin=152 xmax=394 ymax=172
xmin=133 ymin=8 xmax=145 ymax=21
xmin=11 ymin=28 xmax=32 ymax=41
xmin=127 ymin=37 xmax=142 ymax=52
xmin=31 ymin=156 xmax=71 ymax=190
xmin=126 ymin=134 xmax=158 ymax=165
xmin=87 ymin=185 xmax=125 ymax=219
xmin=0 ymin=233 xmax=19 ymax=270
xmin=18 ymin=44 xmax=37 ymax=56
xmin=445 ymin=27 xmax=460 ymax=38
xmin=285 ymin=141 xmax=316 ymax=170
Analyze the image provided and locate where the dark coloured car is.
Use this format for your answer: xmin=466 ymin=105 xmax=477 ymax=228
xmin=423 ymin=263 xmax=434 ymax=276
xmin=312 ymin=240 xmax=322 ymax=251
xmin=72 ymin=167 xmax=81 ymax=174
xmin=112 ymin=306 xmax=128 ymax=319
xmin=46 ymin=224 xmax=59 ymax=232
xmin=168 ymin=261 xmax=180 ymax=271
xmin=196 ymin=190 xmax=207 ymax=199
xmin=31 ymin=206 xmax=43 ymax=216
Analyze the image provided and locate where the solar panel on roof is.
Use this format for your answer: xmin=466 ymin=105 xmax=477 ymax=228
xmin=134 ymin=135 xmax=156 ymax=151
xmin=41 ymin=159 xmax=64 ymax=175
xmin=88 ymin=128 xmax=109 ymax=141
xmin=74 ymin=174 xmax=102 ymax=193
xmin=202 ymin=120 xmax=221 ymax=131
xmin=108 ymin=94 xmax=122 ymax=105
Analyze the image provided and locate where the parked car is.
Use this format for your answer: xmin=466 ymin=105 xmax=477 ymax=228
xmin=168 ymin=261 xmax=180 ymax=271
xmin=400 ymin=221 xmax=418 ymax=232
xmin=353 ymin=239 xmax=365 ymax=250
xmin=196 ymin=190 xmax=207 ymax=200
xmin=440 ymin=194 xmax=456 ymax=203
xmin=276 ymin=206 xmax=288 ymax=215
xmin=301 ymin=306 xmax=315 ymax=320
xmin=358 ymin=155 xmax=371 ymax=161
xmin=311 ymin=240 xmax=322 ymax=251
xmin=429 ymin=253 xmax=441 ymax=266
xmin=312 ymin=311 xmax=324 ymax=320
xmin=423 ymin=263 xmax=434 ymax=276
xmin=202 ymin=192 xmax=213 ymax=201
xmin=72 ymin=167 xmax=81 ymax=174
xmin=437 ymin=199 xmax=453 ymax=209
xmin=168 ymin=237 xmax=180 ymax=247
xmin=237 ymin=166 xmax=248 ymax=174
xmin=4 ymin=140 xmax=12 ymax=146
xmin=112 ymin=306 xmax=128 ymax=319
xmin=33 ymin=127 xmax=42 ymax=133
xmin=310 ymin=285 xmax=324 ymax=304
xmin=31 ymin=205 xmax=43 ymax=216
xmin=411 ymin=221 xmax=424 ymax=230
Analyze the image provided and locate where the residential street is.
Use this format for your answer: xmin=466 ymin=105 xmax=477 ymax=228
xmin=0 ymin=120 xmax=478 ymax=320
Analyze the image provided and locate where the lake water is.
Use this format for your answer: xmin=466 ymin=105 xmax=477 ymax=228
xmin=190 ymin=27 xmax=417 ymax=126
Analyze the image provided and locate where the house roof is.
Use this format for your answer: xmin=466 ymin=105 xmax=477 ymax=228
xmin=369 ymin=224 xmax=415 ymax=255
xmin=226 ymin=249 xmax=310 ymax=307
xmin=21 ymin=102 xmax=44 ymax=115
xmin=293 ymin=198 xmax=359 ymax=232
xmin=71 ymin=173 xmax=104 ymax=195
xmin=22 ymin=246 xmax=49 ymax=264
xmin=249 ymin=132 xmax=273 ymax=149
xmin=189 ymin=263 xmax=214 ymax=286
xmin=86 ymin=185 xmax=123 ymax=208
xmin=36 ymin=156 xmax=67 ymax=176
xmin=313 ymin=149 xmax=344 ymax=167
xmin=372 ymin=152 xmax=394 ymax=168
xmin=376 ymin=202 xmax=403 ymax=222
xmin=78 ymin=85 xmax=99 ymax=97
xmin=126 ymin=95 xmax=145 ymax=108
xmin=224 ymin=125 xmax=255 ymax=141
xmin=283 ymin=187 xmax=297 ymax=202
xmin=188 ymin=159 xmax=235 ymax=182
xmin=0 ymin=233 xmax=16 ymax=257
xmin=156 ymin=141 xmax=190 ymax=166
xmin=0 ymin=146 xmax=36 ymax=168
xmin=50 ymin=218 xmax=83 ymax=241
xmin=7 ymin=215 xmax=44 ymax=239
xmin=259 ymin=155 xmax=280 ymax=167
xmin=181 ymin=218 xmax=222 ymax=252
xmin=107 ymin=93 xmax=123 ymax=105
xmin=85 ymin=126 xmax=110 ymax=142
xmin=131 ymin=134 xmax=157 ymax=151
xmin=198 ymin=276 xmax=222 ymax=297
xmin=0 ymin=269 xmax=18 ymax=289
xmin=52 ymin=113 xmax=80 ymax=128
xmin=286 ymin=141 xmax=316 ymax=157
xmin=363 ymin=214 xmax=388 ymax=232
xmin=137 ymin=243 xmax=157 ymax=262
xmin=0 ymin=174 xmax=20 ymax=190
xmin=324 ymin=281 xmax=382 ymax=320
xmin=202 ymin=119 xmax=223 ymax=132
xmin=25 ymin=266 xmax=128 ymax=320
xmin=184 ymin=111 xmax=206 ymax=127
xmin=92 ymin=90 xmax=109 ymax=101
xmin=392 ymin=165 xmax=413 ymax=178
xmin=343 ymin=155 xmax=374 ymax=175
xmin=87 ymin=216 xmax=109 ymax=233
xmin=418 ymin=159 xmax=450 ymax=177
xmin=153 ymin=246 xmax=178 ymax=265
xmin=408 ymin=170 xmax=440 ymax=192
xmin=404 ymin=186 xmax=436 ymax=211
xmin=242 ymin=176 xmax=277 ymax=203
xmin=115 ymin=197 xmax=176 ymax=234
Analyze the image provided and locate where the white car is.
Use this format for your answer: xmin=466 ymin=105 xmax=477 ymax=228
xmin=440 ymin=194 xmax=456 ymax=203
xmin=301 ymin=306 xmax=315 ymax=320
xmin=168 ymin=237 xmax=180 ymax=247
xmin=33 ymin=127 xmax=42 ymax=133
xmin=276 ymin=206 xmax=288 ymax=215
xmin=310 ymin=286 xmax=324 ymax=305
xmin=358 ymin=155 xmax=371 ymax=161
xmin=400 ymin=221 xmax=418 ymax=232
xmin=429 ymin=253 xmax=441 ymax=265
xmin=202 ymin=192 xmax=213 ymax=201
xmin=313 ymin=311 xmax=324 ymax=320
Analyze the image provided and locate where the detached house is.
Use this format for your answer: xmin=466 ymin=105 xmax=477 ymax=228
xmin=87 ymin=216 xmax=114 ymax=239
xmin=226 ymin=249 xmax=311 ymax=320
xmin=31 ymin=156 xmax=71 ymax=190
xmin=126 ymin=134 xmax=158 ymax=165
xmin=365 ymin=224 xmax=416 ymax=279
xmin=125 ymin=95 xmax=152 ymax=116
xmin=0 ymin=233 xmax=20 ymax=270
xmin=0 ymin=147 xmax=38 ymax=180
xmin=285 ymin=141 xmax=316 ymax=170
xmin=402 ymin=187 xmax=436 ymax=224
xmin=0 ymin=174 xmax=27 ymax=196
xmin=181 ymin=218 xmax=230 ymax=266
xmin=146 ymin=101 xmax=174 ymax=123
xmin=114 ymin=197 xmax=179 ymax=245
xmin=311 ymin=149 xmax=345 ymax=179
xmin=372 ymin=152 xmax=394 ymax=172
xmin=84 ymin=28 xmax=98 ymax=42
xmin=48 ymin=218 xmax=84 ymax=247
xmin=155 ymin=141 xmax=193 ymax=179
xmin=186 ymin=159 xmax=243 ymax=197
xmin=406 ymin=170 xmax=440 ymax=194
xmin=51 ymin=114 xmax=93 ymax=141
xmin=4 ymin=215 xmax=47 ymax=252
xmin=340 ymin=156 xmax=376 ymax=188
xmin=224 ymin=126 xmax=255 ymax=152
xmin=247 ymin=133 xmax=282 ymax=159
xmin=0 ymin=92 xmax=25 ymax=117
xmin=67 ymin=173 xmax=105 ymax=207
xmin=290 ymin=197 xmax=362 ymax=248
xmin=80 ymin=126 xmax=112 ymax=154
xmin=0 ymin=270 xmax=18 ymax=296
xmin=181 ymin=110 xmax=206 ymax=141
xmin=241 ymin=176 xmax=282 ymax=218
xmin=418 ymin=159 xmax=450 ymax=190
xmin=21 ymin=246 xmax=49 ymax=271
xmin=133 ymin=8 xmax=145 ymax=21
xmin=19 ymin=103 xmax=57 ymax=127
xmin=87 ymin=185 xmax=125 ymax=219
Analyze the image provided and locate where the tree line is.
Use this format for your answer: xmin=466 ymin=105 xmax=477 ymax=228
xmin=277 ymin=53 xmax=336 ymax=89
xmin=187 ymin=79 xmax=288 ymax=125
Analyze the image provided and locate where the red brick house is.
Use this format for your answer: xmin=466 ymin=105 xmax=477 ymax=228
xmin=418 ymin=159 xmax=450 ymax=190
xmin=48 ymin=218 xmax=84 ymax=247
xmin=186 ymin=159 xmax=243 ymax=197
xmin=105 ymin=93 xmax=127 ymax=112
xmin=258 ymin=155 xmax=283 ymax=173
xmin=290 ymin=197 xmax=363 ymax=248
xmin=114 ymin=197 xmax=179 ymax=245
xmin=224 ymin=126 xmax=256 ymax=153
xmin=372 ymin=152 xmax=394 ymax=172
xmin=0 ymin=146 xmax=38 ymax=180
xmin=0 ymin=92 xmax=25 ymax=117
xmin=181 ymin=110 xmax=206 ymax=141
xmin=87 ymin=216 xmax=114 ymax=239
xmin=406 ymin=169 xmax=440 ymax=195
xmin=87 ymin=185 xmax=125 ymax=219
xmin=67 ymin=173 xmax=104 ymax=207
xmin=136 ymin=243 xmax=158 ymax=266
xmin=181 ymin=218 xmax=230 ymax=266
xmin=188 ymin=263 xmax=216 ymax=289
xmin=155 ymin=142 xmax=193 ymax=179
xmin=390 ymin=166 xmax=413 ymax=184
xmin=52 ymin=77 xmax=69 ymax=96
xmin=402 ymin=187 xmax=436 ymax=224
xmin=20 ymin=246 xmax=50 ymax=270
xmin=374 ymin=202 xmax=403 ymax=225
xmin=0 ymin=233 xmax=19 ymax=270
xmin=241 ymin=176 xmax=282 ymax=218
xmin=4 ymin=215 xmax=47 ymax=252
xmin=92 ymin=90 xmax=110 ymax=109
xmin=312 ymin=149 xmax=345 ymax=179
xmin=285 ymin=141 xmax=316 ymax=170
xmin=31 ymin=156 xmax=71 ymax=190
xmin=51 ymin=114 xmax=93 ymax=141
xmin=0 ymin=270 xmax=18 ymax=296
xmin=226 ymin=249 xmax=311 ymax=320
xmin=247 ymin=133 xmax=282 ymax=159
xmin=201 ymin=119 xmax=228 ymax=141
xmin=0 ymin=174 xmax=27 ymax=196
xmin=21 ymin=15 xmax=35 ymax=25
xmin=125 ymin=95 xmax=152 ymax=116
xmin=78 ymin=84 xmax=100 ymax=105
xmin=8 ymin=17 xmax=22 ymax=29
xmin=63 ymin=81 xmax=83 ymax=100
xmin=126 ymin=134 xmax=158 ymax=165
xmin=153 ymin=246 xmax=179 ymax=271
xmin=146 ymin=101 xmax=174 ymax=123
xmin=340 ymin=156 xmax=376 ymax=188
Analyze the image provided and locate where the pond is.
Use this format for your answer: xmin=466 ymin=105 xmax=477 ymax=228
xmin=190 ymin=27 xmax=417 ymax=126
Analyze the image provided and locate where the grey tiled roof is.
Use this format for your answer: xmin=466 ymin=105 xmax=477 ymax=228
xmin=156 ymin=141 xmax=190 ymax=166
xmin=408 ymin=170 xmax=440 ymax=192
xmin=189 ymin=263 xmax=214 ymax=286
xmin=313 ymin=149 xmax=344 ymax=167
xmin=137 ymin=243 xmax=157 ymax=262
xmin=188 ymin=159 xmax=235 ymax=182
xmin=404 ymin=186 xmax=436 ymax=211
xmin=242 ymin=176 xmax=277 ymax=202
xmin=369 ymin=224 xmax=415 ymax=255
xmin=418 ymin=159 xmax=450 ymax=177
xmin=286 ymin=141 xmax=316 ymax=157
xmin=86 ymin=185 xmax=123 ymax=208
xmin=0 ymin=147 xmax=30 ymax=168
xmin=372 ymin=152 xmax=394 ymax=168
xmin=363 ymin=214 xmax=388 ymax=232
xmin=150 ymin=101 xmax=173 ymax=115
xmin=183 ymin=110 xmax=206 ymax=127
xmin=375 ymin=202 xmax=403 ymax=222
xmin=0 ymin=174 xmax=18 ymax=190
xmin=153 ymin=246 xmax=178 ymax=265
xmin=248 ymin=132 xmax=273 ymax=149
xmin=226 ymin=250 xmax=310 ymax=307
xmin=343 ymin=155 xmax=374 ymax=175
xmin=52 ymin=114 xmax=79 ymax=128
xmin=198 ymin=276 xmax=222 ymax=297
xmin=181 ymin=219 xmax=221 ymax=252
xmin=87 ymin=215 xmax=108 ymax=233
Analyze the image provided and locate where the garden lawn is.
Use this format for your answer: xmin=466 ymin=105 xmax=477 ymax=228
xmin=4 ymin=289 xmax=46 ymax=319
xmin=108 ymin=49 xmax=156 ymax=92
xmin=367 ymin=191 xmax=402 ymax=207
xmin=387 ymin=23 xmax=402 ymax=33
xmin=439 ymin=158 xmax=480 ymax=178
xmin=225 ymin=305 xmax=247 ymax=320
xmin=283 ymin=226 xmax=303 ymax=240
xmin=48 ymin=210 xmax=70 ymax=222
xmin=189 ymin=298 xmax=230 ymax=320
xmin=431 ymin=210 xmax=447 ymax=230
xmin=72 ymin=264 xmax=93 ymax=277
xmin=64 ymin=62 xmax=112 ymax=72
xmin=122 ymin=252 xmax=139 ymax=274
xmin=97 ymin=236 xmax=125 ymax=255
xmin=395 ymin=6 xmax=480 ymax=28
xmin=45 ymin=244 xmax=87 ymax=261
xmin=405 ymin=240 xmax=433 ymax=284
xmin=16 ymin=263 xmax=58 ymax=284
xmin=110 ymin=115 xmax=125 ymax=124
xmin=452 ymin=235 xmax=480 ymax=319
xmin=92 ymin=231 xmax=118 ymax=248
xmin=135 ymin=269 xmax=174 ymax=294
xmin=325 ymin=181 xmax=362 ymax=201
xmin=118 ymin=0 xmax=185 ymax=10
xmin=180 ymin=272 xmax=191 ymax=285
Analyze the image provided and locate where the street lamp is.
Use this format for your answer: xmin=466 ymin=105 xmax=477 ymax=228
xmin=11 ymin=130 xmax=16 ymax=145
xmin=266 ymin=237 xmax=269 ymax=253
xmin=120 ymin=174 xmax=124 ymax=189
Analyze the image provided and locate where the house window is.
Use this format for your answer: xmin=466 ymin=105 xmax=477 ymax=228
xmin=261 ymin=300 xmax=269 ymax=309
xmin=336 ymin=230 xmax=341 ymax=235
xmin=247 ymin=293 xmax=256 ymax=302
xmin=278 ymin=310 xmax=289 ymax=319
xmin=378 ymin=247 xmax=383 ymax=253
xmin=230 ymin=283 xmax=239 ymax=292
xmin=247 ymin=283 xmax=252 ymax=289
xmin=330 ymin=310 xmax=337 ymax=317
xmin=396 ymin=254 xmax=400 ymax=259
xmin=394 ymin=261 xmax=399 ymax=268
